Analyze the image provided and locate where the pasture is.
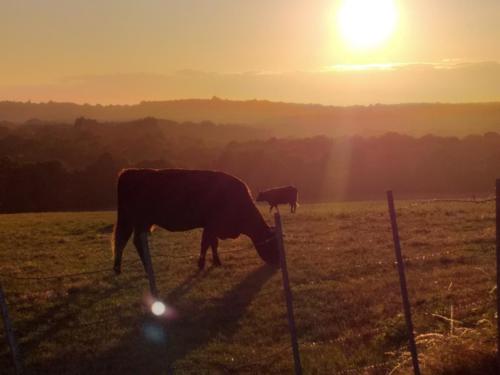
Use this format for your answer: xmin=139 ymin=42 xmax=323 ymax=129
xmin=0 ymin=201 xmax=497 ymax=374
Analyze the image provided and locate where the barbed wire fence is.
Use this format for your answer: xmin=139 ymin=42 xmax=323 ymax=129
xmin=1 ymin=196 xmax=498 ymax=374
xmin=0 ymin=243 xmax=494 ymax=374
xmin=0 ymin=244 xmax=493 ymax=373
xmin=0 ymin=245 xmax=492 ymax=373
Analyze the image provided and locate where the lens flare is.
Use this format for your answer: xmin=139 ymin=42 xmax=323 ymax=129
xmin=151 ymin=301 xmax=166 ymax=316
xmin=144 ymin=293 xmax=177 ymax=319
xmin=142 ymin=321 xmax=167 ymax=344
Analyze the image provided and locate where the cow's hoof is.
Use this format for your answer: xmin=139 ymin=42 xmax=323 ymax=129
xmin=198 ymin=258 xmax=205 ymax=270
xmin=213 ymin=257 xmax=222 ymax=267
xmin=113 ymin=266 xmax=121 ymax=275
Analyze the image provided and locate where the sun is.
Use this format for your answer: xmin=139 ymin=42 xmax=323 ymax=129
xmin=337 ymin=0 xmax=397 ymax=50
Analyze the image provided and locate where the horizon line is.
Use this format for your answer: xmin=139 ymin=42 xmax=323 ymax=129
xmin=2 ymin=97 xmax=500 ymax=108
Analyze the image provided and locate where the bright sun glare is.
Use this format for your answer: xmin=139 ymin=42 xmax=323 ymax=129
xmin=338 ymin=0 xmax=397 ymax=50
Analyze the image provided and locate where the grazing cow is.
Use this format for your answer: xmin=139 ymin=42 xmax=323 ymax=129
xmin=256 ymin=186 xmax=298 ymax=213
xmin=112 ymin=169 xmax=280 ymax=276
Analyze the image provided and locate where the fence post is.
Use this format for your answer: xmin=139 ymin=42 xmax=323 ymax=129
xmin=0 ymin=283 xmax=23 ymax=374
xmin=140 ymin=232 xmax=159 ymax=298
xmin=274 ymin=212 xmax=302 ymax=375
xmin=387 ymin=191 xmax=421 ymax=375
xmin=496 ymin=179 xmax=500 ymax=371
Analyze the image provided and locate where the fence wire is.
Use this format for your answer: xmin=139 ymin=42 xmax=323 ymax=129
xmin=0 ymin=244 xmax=479 ymax=284
xmin=0 ymin=213 xmax=496 ymax=375
xmin=412 ymin=196 xmax=496 ymax=204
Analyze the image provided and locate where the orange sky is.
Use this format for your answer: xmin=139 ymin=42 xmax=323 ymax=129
xmin=1 ymin=0 xmax=499 ymax=105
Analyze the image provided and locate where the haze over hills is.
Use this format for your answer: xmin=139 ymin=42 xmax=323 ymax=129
xmin=2 ymin=98 xmax=500 ymax=137
xmin=3 ymin=97 xmax=500 ymax=211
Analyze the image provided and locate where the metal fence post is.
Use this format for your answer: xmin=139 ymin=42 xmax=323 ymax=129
xmin=0 ymin=283 xmax=23 ymax=374
xmin=387 ymin=191 xmax=421 ymax=375
xmin=274 ymin=212 xmax=302 ymax=375
xmin=496 ymin=179 xmax=500 ymax=371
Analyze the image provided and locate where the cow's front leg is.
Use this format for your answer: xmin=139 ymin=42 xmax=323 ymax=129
xmin=198 ymin=228 xmax=211 ymax=270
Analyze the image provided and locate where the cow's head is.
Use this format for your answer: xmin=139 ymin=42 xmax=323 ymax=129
xmin=253 ymin=227 xmax=280 ymax=268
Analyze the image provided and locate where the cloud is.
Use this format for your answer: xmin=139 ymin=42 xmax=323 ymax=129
xmin=1 ymin=61 xmax=500 ymax=105
xmin=324 ymin=60 xmax=500 ymax=72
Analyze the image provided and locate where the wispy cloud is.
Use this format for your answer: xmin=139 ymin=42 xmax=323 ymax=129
xmin=1 ymin=61 xmax=499 ymax=105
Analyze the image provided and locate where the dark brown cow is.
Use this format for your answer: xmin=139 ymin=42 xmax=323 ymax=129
xmin=256 ymin=185 xmax=298 ymax=213
xmin=112 ymin=169 xmax=280 ymax=274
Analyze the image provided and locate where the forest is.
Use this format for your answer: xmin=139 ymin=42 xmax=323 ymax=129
xmin=2 ymin=99 xmax=500 ymax=137
xmin=1 ymin=115 xmax=500 ymax=212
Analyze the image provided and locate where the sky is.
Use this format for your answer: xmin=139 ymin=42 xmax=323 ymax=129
xmin=1 ymin=0 xmax=499 ymax=105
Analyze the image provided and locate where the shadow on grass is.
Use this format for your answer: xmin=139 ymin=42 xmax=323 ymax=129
xmin=437 ymin=353 xmax=497 ymax=375
xmin=26 ymin=265 xmax=276 ymax=374
xmin=8 ymin=271 xmax=145 ymax=374
xmin=166 ymin=267 xmax=213 ymax=302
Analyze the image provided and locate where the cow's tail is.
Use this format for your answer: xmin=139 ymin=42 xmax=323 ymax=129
xmin=112 ymin=173 xmax=134 ymax=274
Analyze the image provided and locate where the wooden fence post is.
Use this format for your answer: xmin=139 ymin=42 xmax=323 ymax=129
xmin=0 ymin=283 xmax=23 ymax=374
xmin=274 ymin=212 xmax=302 ymax=375
xmin=387 ymin=191 xmax=421 ymax=375
xmin=140 ymin=232 xmax=159 ymax=298
xmin=496 ymin=179 xmax=500 ymax=371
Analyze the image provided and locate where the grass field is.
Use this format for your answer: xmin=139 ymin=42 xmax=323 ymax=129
xmin=0 ymin=201 xmax=498 ymax=374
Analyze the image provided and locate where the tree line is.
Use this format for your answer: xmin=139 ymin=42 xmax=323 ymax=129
xmin=1 ymin=118 xmax=500 ymax=212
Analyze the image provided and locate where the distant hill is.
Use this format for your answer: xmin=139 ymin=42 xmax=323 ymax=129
xmin=1 ymin=98 xmax=500 ymax=137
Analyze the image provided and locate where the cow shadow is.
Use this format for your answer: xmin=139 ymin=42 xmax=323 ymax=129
xmin=166 ymin=266 xmax=213 ymax=302
xmin=163 ymin=265 xmax=276 ymax=370
xmin=9 ymin=271 xmax=149 ymax=374
xmin=29 ymin=265 xmax=276 ymax=374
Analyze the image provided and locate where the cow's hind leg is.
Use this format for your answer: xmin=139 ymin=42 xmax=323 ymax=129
xmin=210 ymin=236 xmax=221 ymax=266
xmin=133 ymin=226 xmax=158 ymax=297
xmin=133 ymin=229 xmax=147 ymax=269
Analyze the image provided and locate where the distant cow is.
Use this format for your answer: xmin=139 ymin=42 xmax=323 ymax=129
xmin=256 ymin=186 xmax=298 ymax=213
xmin=112 ymin=169 xmax=280 ymax=276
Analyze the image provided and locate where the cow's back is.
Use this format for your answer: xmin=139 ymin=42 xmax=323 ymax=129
xmin=117 ymin=169 xmax=253 ymax=233
xmin=261 ymin=185 xmax=298 ymax=205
